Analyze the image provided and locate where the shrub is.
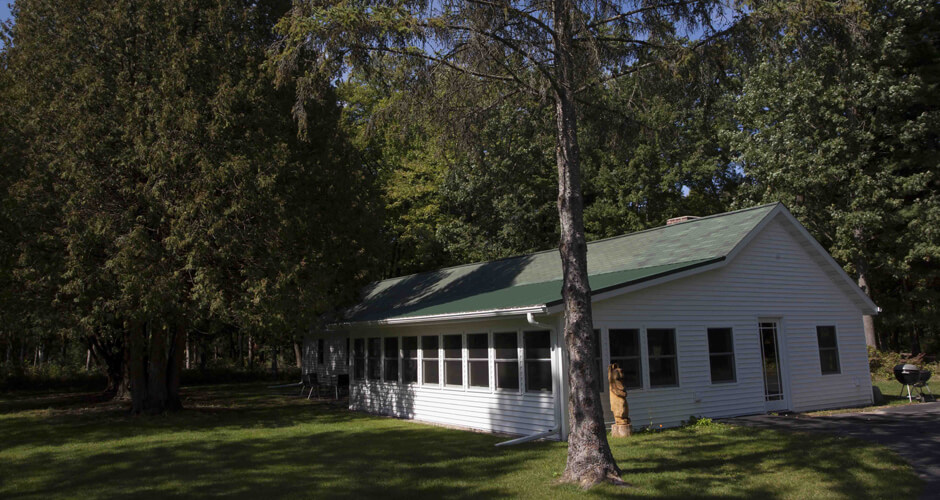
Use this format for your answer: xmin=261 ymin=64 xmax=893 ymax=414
xmin=868 ymin=347 xmax=940 ymax=382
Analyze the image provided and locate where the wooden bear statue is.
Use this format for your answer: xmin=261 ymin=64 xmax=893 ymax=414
xmin=608 ymin=363 xmax=632 ymax=437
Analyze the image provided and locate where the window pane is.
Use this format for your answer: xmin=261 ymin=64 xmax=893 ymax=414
xmin=649 ymin=357 xmax=677 ymax=387
xmin=496 ymin=361 xmax=519 ymax=390
xmin=317 ymin=339 xmax=324 ymax=364
xmin=353 ymin=338 xmax=364 ymax=356
xmin=422 ymin=360 xmax=439 ymax=384
xmin=368 ymin=338 xmax=381 ymax=380
xmin=443 ymin=335 xmax=462 ymax=359
xmin=524 ymin=331 xmax=551 ymax=359
xmin=353 ymin=339 xmax=365 ymax=380
xmin=618 ymin=358 xmax=642 ymax=389
xmin=469 ymin=360 xmax=488 ymax=387
xmin=816 ymin=326 xmax=837 ymax=349
xmin=820 ymin=350 xmax=840 ymax=374
xmin=421 ymin=336 xmax=438 ymax=358
xmin=384 ymin=359 xmax=399 ymax=382
xmin=647 ymin=329 xmax=676 ymax=357
xmin=402 ymin=359 xmax=418 ymax=383
xmin=402 ymin=337 xmax=418 ymax=358
xmin=707 ymin=328 xmax=733 ymax=353
xmin=444 ymin=360 xmax=462 ymax=386
xmin=609 ymin=329 xmax=639 ymax=357
xmin=384 ymin=337 xmax=398 ymax=357
xmin=368 ymin=338 xmax=381 ymax=357
xmin=526 ymin=361 xmax=552 ymax=392
xmin=493 ymin=332 xmax=517 ymax=359
xmin=709 ymin=354 xmax=735 ymax=383
xmin=467 ymin=333 xmax=488 ymax=359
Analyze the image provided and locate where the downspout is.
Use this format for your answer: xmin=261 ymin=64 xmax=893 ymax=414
xmin=526 ymin=312 xmax=552 ymax=329
xmin=527 ymin=311 xmax=566 ymax=441
xmin=495 ymin=426 xmax=560 ymax=447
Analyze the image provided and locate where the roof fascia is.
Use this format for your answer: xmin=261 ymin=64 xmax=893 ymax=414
xmin=333 ymin=305 xmax=548 ymax=328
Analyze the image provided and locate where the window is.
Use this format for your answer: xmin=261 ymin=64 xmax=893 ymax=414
xmin=647 ymin=329 xmax=678 ymax=387
xmin=817 ymin=326 xmax=841 ymax=374
xmin=468 ymin=333 xmax=489 ymax=388
xmin=402 ymin=336 xmax=418 ymax=383
xmin=443 ymin=334 xmax=463 ymax=387
xmin=707 ymin=328 xmax=735 ymax=383
xmin=609 ymin=329 xmax=642 ymax=389
xmin=494 ymin=332 xmax=519 ymax=390
xmin=524 ymin=330 xmax=552 ymax=392
xmin=593 ymin=329 xmax=604 ymax=393
xmin=367 ymin=337 xmax=381 ymax=380
xmin=384 ymin=337 xmax=399 ymax=382
xmin=421 ymin=336 xmax=439 ymax=385
xmin=353 ymin=338 xmax=365 ymax=380
xmin=317 ymin=339 xmax=324 ymax=365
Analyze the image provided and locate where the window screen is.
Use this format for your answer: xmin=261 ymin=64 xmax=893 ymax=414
xmin=401 ymin=336 xmax=418 ymax=383
xmin=367 ymin=338 xmax=381 ymax=380
xmin=467 ymin=333 xmax=489 ymax=388
xmin=383 ymin=337 xmax=399 ymax=382
xmin=494 ymin=332 xmax=519 ymax=390
xmin=421 ymin=336 xmax=439 ymax=385
xmin=524 ymin=331 xmax=552 ymax=392
xmin=443 ymin=334 xmax=463 ymax=387
xmin=353 ymin=338 xmax=365 ymax=380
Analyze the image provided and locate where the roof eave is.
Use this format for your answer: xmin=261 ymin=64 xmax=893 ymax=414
xmin=333 ymin=305 xmax=549 ymax=328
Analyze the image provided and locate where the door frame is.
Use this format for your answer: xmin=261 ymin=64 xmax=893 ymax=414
xmin=757 ymin=317 xmax=791 ymax=412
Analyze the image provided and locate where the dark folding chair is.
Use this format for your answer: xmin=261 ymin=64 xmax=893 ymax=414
xmin=302 ymin=373 xmax=320 ymax=400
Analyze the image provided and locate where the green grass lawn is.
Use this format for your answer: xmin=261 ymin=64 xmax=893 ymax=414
xmin=0 ymin=383 xmax=922 ymax=499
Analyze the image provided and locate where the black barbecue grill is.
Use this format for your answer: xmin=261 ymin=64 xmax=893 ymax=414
xmin=894 ymin=363 xmax=934 ymax=402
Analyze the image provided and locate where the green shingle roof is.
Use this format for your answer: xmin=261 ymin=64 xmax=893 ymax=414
xmin=344 ymin=203 xmax=780 ymax=323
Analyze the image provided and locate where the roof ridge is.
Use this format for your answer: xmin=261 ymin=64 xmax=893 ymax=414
xmin=371 ymin=202 xmax=781 ymax=288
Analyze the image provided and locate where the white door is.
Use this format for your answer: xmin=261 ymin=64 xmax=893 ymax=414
xmin=759 ymin=320 xmax=788 ymax=412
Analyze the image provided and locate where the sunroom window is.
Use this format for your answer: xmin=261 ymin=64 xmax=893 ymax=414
xmin=421 ymin=336 xmax=439 ymax=385
xmin=401 ymin=336 xmax=418 ymax=383
xmin=647 ymin=328 xmax=678 ymax=387
xmin=609 ymin=328 xmax=642 ymax=389
xmin=493 ymin=332 xmax=519 ymax=390
xmin=524 ymin=330 xmax=552 ymax=392
xmin=467 ymin=333 xmax=489 ymax=388
xmin=443 ymin=334 xmax=463 ymax=387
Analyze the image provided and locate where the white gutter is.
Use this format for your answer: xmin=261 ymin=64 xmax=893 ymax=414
xmin=494 ymin=426 xmax=560 ymax=447
xmin=333 ymin=305 xmax=547 ymax=328
xmin=526 ymin=312 xmax=554 ymax=329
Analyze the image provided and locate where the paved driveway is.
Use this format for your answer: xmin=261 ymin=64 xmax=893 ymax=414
xmin=726 ymin=403 xmax=940 ymax=500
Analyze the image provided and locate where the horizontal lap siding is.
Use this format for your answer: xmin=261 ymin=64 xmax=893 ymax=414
xmin=345 ymin=318 xmax=558 ymax=438
xmin=351 ymin=382 xmax=555 ymax=435
xmin=303 ymin=335 xmax=348 ymax=382
xmin=591 ymin=217 xmax=871 ymax=429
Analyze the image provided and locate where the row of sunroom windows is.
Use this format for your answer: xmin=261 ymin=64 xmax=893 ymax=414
xmin=350 ymin=330 xmax=553 ymax=393
xmin=339 ymin=324 xmax=842 ymax=392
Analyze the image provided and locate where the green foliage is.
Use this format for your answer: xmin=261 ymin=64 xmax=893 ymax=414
xmin=729 ymin=0 xmax=940 ymax=353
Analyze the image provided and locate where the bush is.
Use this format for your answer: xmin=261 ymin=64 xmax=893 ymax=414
xmin=0 ymin=365 xmax=107 ymax=393
xmin=868 ymin=346 xmax=940 ymax=382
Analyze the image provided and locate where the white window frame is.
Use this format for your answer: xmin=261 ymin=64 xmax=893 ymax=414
xmin=493 ymin=330 xmax=522 ymax=394
xmin=607 ymin=326 xmax=644 ymax=391
xmin=523 ymin=329 xmax=553 ymax=394
xmin=400 ymin=335 xmax=419 ymax=385
xmin=466 ymin=332 xmax=490 ymax=392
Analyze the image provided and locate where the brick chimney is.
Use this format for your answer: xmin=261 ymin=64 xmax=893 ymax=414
xmin=666 ymin=215 xmax=700 ymax=226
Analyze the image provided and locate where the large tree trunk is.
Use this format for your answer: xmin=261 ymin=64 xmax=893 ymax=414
xmin=856 ymin=259 xmax=877 ymax=348
xmin=553 ymin=0 xmax=620 ymax=488
xmin=146 ymin=323 xmax=169 ymax=412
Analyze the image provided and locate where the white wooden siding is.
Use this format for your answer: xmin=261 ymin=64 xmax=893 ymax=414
xmin=589 ymin=216 xmax=872 ymax=429
xmin=303 ymin=334 xmax=349 ymax=382
xmin=343 ymin=318 xmax=559 ymax=438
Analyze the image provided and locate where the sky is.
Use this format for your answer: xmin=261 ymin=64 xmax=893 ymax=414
xmin=1 ymin=3 xmax=10 ymax=25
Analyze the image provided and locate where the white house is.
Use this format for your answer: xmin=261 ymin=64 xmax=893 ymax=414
xmin=304 ymin=203 xmax=877 ymax=441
